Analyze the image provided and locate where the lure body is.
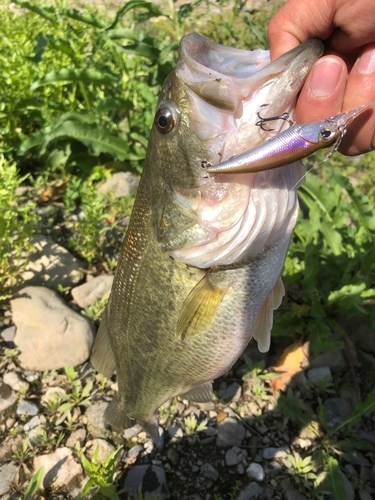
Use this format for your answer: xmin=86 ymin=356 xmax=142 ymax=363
xmin=207 ymin=103 xmax=374 ymax=175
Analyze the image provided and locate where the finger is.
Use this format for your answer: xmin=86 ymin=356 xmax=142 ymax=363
xmin=294 ymin=56 xmax=347 ymax=124
xmin=339 ymin=43 xmax=375 ymax=155
xmin=268 ymin=0 xmax=335 ymax=61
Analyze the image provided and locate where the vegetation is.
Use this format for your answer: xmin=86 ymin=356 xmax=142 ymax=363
xmin=1 ymin=0 xmax=374 ymax=499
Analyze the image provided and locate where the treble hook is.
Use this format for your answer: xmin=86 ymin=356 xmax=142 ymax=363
xmin=255 ymin=104 xmax=295 ymax=132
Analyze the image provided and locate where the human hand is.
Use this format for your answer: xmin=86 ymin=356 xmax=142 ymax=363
xmin=268 ymin=0 xmax=375 ymax=155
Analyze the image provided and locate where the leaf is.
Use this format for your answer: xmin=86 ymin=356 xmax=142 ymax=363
xmin=117 ymin=42 xmax=160 ymax=61
xmin=80 ymin=478 xmax=95 ymax=499
xmin=269 ymin=341 xmax=308 ymax=394
xmin=30 ymin=69 xmax=118 ymax=91
xmin=309 ymin=319 xmax=344 ymax=357
xmin=105 ymin=28 xmax=140 ymax=41
xmin=320 ymin=220 xmax=342 ymax=256
xmin=178 ymin=0 xmax=202 ymax=22
xmin=24 ymin=466 xmax=44 ymax=500
xmin=324 ymin=457 xmax=346 ymax=500
xmin=108 ymin=1 xmax=166 ymax=30
xmin=277 ymin=395 xmax=313 ymax=426
xmin=81 ymin=380 xmax=93 ymax=399
xmin=327 ymin=283 xmax=367 ymax=305
xmin=12 ymin=0 xmax=57 ymax=23
xmin=103 ymin=445 xmax=123 ymax=470
xmin=65 ymin=8 xmax=108 ymax=28
xmin=37 ymin=121 xmax=129 ymax=161
xmin=334 ymin=388 xmax=375 ymax=432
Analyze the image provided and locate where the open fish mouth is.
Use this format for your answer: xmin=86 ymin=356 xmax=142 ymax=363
xmin=176 ymin=34 xmax=324 ymax=164
xmin=166 ymin=35 xmax=324 ymax=269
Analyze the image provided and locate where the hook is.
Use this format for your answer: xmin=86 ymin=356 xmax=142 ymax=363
xmin=255 ymin=104 xmax=295 ymax=132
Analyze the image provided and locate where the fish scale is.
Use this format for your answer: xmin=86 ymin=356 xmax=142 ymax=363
xmin=91 ymin=35 xmax=324 ymax=443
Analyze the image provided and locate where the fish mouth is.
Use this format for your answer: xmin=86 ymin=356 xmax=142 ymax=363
xmin=176 ymin=34 xmax=324 ymax=163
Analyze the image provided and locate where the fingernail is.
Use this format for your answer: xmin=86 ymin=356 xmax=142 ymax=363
xmin=357 ymin=44 xmax=375 ymax=74
xmin=310 ymin=58 xmax=342 ymax=97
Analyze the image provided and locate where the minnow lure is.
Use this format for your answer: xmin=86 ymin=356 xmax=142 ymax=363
xmin=207 ymin=102 xmax=375 ymax=174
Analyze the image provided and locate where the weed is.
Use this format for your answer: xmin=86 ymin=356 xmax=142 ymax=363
xmin=11 ymin=438 xmax=35 ymax=466
xmin=180 ymin=415 xmax=208 ymax=435
xmin=19 ymin=466 xmax=44 ymax=500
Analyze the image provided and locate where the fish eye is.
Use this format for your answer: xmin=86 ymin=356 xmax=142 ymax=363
xmin=155 ymin=107 xmax=175 ymax=134
xmin=319 ymin=129 xmax=335 ymax=141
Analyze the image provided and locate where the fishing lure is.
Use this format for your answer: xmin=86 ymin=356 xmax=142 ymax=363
xmin=207 ymin=102 xmax=375 ymax=175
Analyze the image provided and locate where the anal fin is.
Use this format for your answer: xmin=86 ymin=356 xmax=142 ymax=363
xmin=104 ymin=395 xmax=134 ymax=430
xmin=253 ymin=277 xmax=285 ymax=353
xmin=91 ymin=305 xmax=116 ymax=378
xmin=181 ymin=382 xmax=213 ymax=403
xmin=177 ymin=273 xmax=229 ymax=340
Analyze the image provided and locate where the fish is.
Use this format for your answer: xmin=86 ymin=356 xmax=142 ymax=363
xmin=91 ymin=34 xmax=324 ymax=443
xmin=206 ymin=102 xmax=375 ymax=174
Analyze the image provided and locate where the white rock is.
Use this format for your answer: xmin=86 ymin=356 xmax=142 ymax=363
xmin=33 ymin=447 xmax=83 ymax=491
xmin=263 ymin=447 xmax=289 ymax=460
xmin=3 ymin=372 xmax=30 ymax=393
xmin=41 ymin=387 xmax=67 ymax=404
xmin=18 ymin=235 xmax=84 ymax=290
xmin=71 ymin=275 xmax=114 ymax=308
xmin=85 ymin=400 xmax=110 ymax=438
xmin=66 ymin=429 xmax=86 ymax=449
xmin=12 ymin=286 xmax=95 ymax=371
xmin=83 ymin=439 xmax=115 ymax=465
xmin=24 ymin=416 xmax=41 ymax=432
xmin=306 ymin=366 xmax=332 ymax=384
xmin=98 ymin=171 xmax=139 ymax=198
xmin=246 ymin=463 xmax=265 ymax=481
xmin=0 ymin=463 xmax=18 ymax=495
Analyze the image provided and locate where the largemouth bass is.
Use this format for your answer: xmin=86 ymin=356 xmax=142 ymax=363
xmin=91 ymin=34 xmax=324 ymax=443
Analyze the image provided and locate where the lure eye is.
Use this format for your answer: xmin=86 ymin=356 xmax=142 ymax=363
xmin=155 ymin=107 xmax=175 ymax=134
xmin=319 ymin=129 xmax=335 ymax=142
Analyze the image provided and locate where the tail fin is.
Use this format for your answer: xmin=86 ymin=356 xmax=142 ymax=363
xmin=105 ymin=396 xmax=160 ymax=445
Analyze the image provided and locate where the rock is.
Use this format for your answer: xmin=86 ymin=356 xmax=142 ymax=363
xmin=0 ymin=384 xmax=15 ymax=413
xmin=166 ymin=448 xmax=179 ymax=466
xmin=83 ymin=439 xmax=115 ymax=465
xmin=128 ymin=445 xmax=143 ymax=458
xmin=3 ymin=372 xmax=30 ymax=393
xmin=246 ymin=463 xmax=265 ymax=481
xmin=98 ymin=171 xmax=139 ymax=198
xmin=12 ymin=286 xmax=95 ymax=371
xmin=322 ymin=398 xmax=352 ymax=429
xmin=0 ymin=463 xmax=18 ymax=495
xmin=18 ymin=235 xmax=84 ymax=290
xmin=200 ymin=463 xmax=219 ymax=481
xmin=263 ymin=447 xmax=289 ymax=460
xmin=168 ymin=423 xmax=183 ymax=440
xmin=174 ymin=402 xmax=185 ymax=415
xmin=124 ymin=424 xmax=143 ymax=440
xmin=41 ymin=387 xmax=67 ymax=404
xmin=66 ymin=429 xmax=86 ymax=449
xmin=281 ymin=478 xmax=308 ymax=500
xmin=71 ymin=275 xmax=114 ymax=308
xmin=143 ymin=440 xmax=154 ymax=455
xmin=24 ymin=416 xmax=41 ymax=433
xmin=340 ymin=470 xmax=355 ymax=500
xmin=1 ymin=326 xmax=16 ymax=345
xmin=306 ymin=366 xmax=332 ymax=384
xmin=85 ymin=401 xmax=110 ymax=438
xmin=236 ymin=482 xmax=263 ymax=500
xmin=225 ymin=447 xmax=242 ymax=466
xmin=308 ymin=349 xmax=347 ymax=374
xmin=0 ymin=434 xmax=22 ymax=462
xmin=204 ymin=426 xmax=218 ymax=437
xmin=220 ymin=382 xmax=242 ymax=403
xmin=216 ymin=417 xmax=246 ymax=447
xmin=16 ymin=400 xmax=39 ymax=416
xmin=33 ymin=447 xmax=83 ymax=491
xmin=359 ymin=490 xmax=373 ymax=500
xmin=123 ymin=465 xmax=167 ymax=500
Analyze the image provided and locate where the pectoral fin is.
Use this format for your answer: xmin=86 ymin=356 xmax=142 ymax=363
xmin=177 ymin=273 xmax=230 ymax=340
xmin=91 ymin=305 xmax=116 ymax=378
xmin=253 ymin=277 xmax=285 ymax=353
xmin=181 ymin=382 xmax=213 ymax=402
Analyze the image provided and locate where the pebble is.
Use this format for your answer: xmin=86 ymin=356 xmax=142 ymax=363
xmin=306 ymin=366 xmax=332 ymax=384
xmin=322 ymin=398 xmax=352 ymax=428
xmin=124 ymin=423 xmax=143 ymax=439
xmin=246 ymin=463 xmax=265 ymax=481
xmin=18 ymin=235 xmax=84 ymax=290
xmin=216 ymin=417 xmax=246 ymax=447
xmin=0 ymin=434 xmax=22 ymax=462
xmin=0 ymin=463 xmax=18 ymax=495
xmin=200 ymin=463 xmax=219 ymax=481
xmin=168 ymin=423 xmax=183 ymax=440
xmin=41 ymin=387 xmax=67 ymax=404
xmin=340 ymin=470 xmax=355 ymax=500
xmin=71 ymin=275 xmax=114 ymax=308
xmin=0 ymin=384 xmax=15 ymax=413
xmin=359 ymin=490 xmax=373 ymax=500
xmin=24 ymin=416 xmax=41 ymax=432
xmin=123 ymin=465 xmax=167 ymax=500
xmin=174 ymin=402 xmax=185 ymax=415
xmin=143 ymin=440 xmax=155 ymax=454
xmin=12 ymin=286 xmax=95 ymax=371
xmin=167 ymin=448 xmax=180 ymax=466
xmin=85 ymin=400 xmax=110 ymax=438
xmin=66 ymin=429 xmax=87 ymax=449
xmin=84 ymin=438 xmax=115 ymax=465
xmin=0 ymin=326 xmax=16 ymax=345
xmin=308 ymin=349 xmax=348 ymax=374
xmin=33 ymin=447 xmax=83 ymax=491
xmin=236 ymin=481 xmax=264 ymax=500
xmin=16 ymin=400 xmax=39 ymax=416
xmin=263 ymin=447 xmax=289 ymax=460
xmin=220 ymin=382 xmax=242 ymax=403
xmin=203 ymin=426 xmax=218 ymax=437
xmin=281 ymin=478 xmax=308 ymax=500
xmin=225 ymin=447 xmax=241 ymax=466
xmin=98 ymin=171 xmax=140 ymax=198
xmin=128 ymin=445 xmax=144 ymax=458
xmin=3 ymin=372 xmax=29 ymax=393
